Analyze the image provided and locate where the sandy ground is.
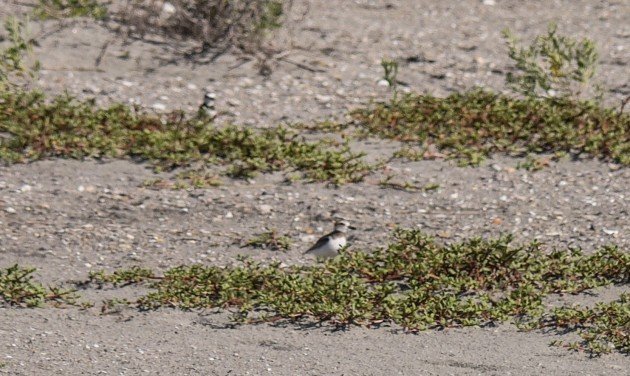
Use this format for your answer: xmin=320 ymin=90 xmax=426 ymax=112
xmin=1 ymin=0 xmax=629 ymax=375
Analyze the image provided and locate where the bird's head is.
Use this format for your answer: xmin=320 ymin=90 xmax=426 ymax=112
xmin=333 ymin=220 xmax=355 ymax=232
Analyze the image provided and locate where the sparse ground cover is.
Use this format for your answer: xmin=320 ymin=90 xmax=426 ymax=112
xmin=0 ymin=0 xmax=629 ymax=374
xmin=1 ymin=8 xmax=627 ymax=183
xmin=0 ymin=91 xmax=375 ymax=185
xmin=2 ymin=230 xmax=628 ymax=356
xmin=351 ymin=91 xmax=629 ymax=167
xmin=2 ymin=88 xmax=627 ymax=187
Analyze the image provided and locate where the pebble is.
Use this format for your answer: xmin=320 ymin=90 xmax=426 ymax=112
xmin=239 ymin=77 xmax=254 ymax=87
xmin=315 ymin=94 xmax=332 ymax=104
xmin=162 ymin=2 xmax=176 ymax=14
xmin=227 ymin=99 xmax=241 ymax=107
xmin=5 ymin=207 xmax=16 ymax=214
xmin=301 ymin=235 xmax=316 ymax=243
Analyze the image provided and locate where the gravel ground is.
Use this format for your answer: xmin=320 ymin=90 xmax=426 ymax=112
xmin=1 ymin=0 xmax=629 ymax=375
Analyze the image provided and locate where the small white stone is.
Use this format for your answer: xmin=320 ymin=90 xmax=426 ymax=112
xmin=603 ymin=228 xmax=618 ymax=235
xmin=152 ymin=103 xmax=166 ymax=111
xmin=301 ymin=235 xmax=316 ymax=243
xmin=5 ymin=207 xmax=16 ymax=214
xmin=482 ymin=0 xmax=495 ymax=5
xmin=259 ymin=204 xmax=273 ymax=214
xmin=162 ymin=2 xmax=176 ymax=14
xmin=315 ymin=94 xmax=332 ymax=103
xmin=225 ymin=211 xmax=233 ymax=218
xmin=240 ymin=77 xmax=254 ymax=86
xmin=18 ymin=184 xmax=32 ymax=192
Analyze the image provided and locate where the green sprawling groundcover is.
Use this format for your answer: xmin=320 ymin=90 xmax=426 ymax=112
xmin=3 ymin=230 xmax=627 ymax=355
xmin=351 ymin=90 xmax=630 ymax=166
xmin=1 ymin=89 xmax=627 ymax=188
xmin=537 ymin=294 xmax=629 ymax=355
xmin=0 ymin=90 xmax=373 ymax=185
xmin=1 ymin=88 xmax=628 ymax=187
xmin=0 ymin=265 xmax=77 ymax=307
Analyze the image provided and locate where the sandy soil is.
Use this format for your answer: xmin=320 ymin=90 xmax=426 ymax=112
xmin=1 ymin=0 xmax=629 ymax=375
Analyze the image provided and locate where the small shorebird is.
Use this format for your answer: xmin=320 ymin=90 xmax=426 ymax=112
xmin=304 ymin=220 xmax=355 ymax=259
xmin=199 ymin=92 xmax=217 ymax=118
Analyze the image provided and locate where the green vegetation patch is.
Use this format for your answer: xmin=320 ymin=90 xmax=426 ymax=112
xmin=103 ymin=230 xmax=628 ymax=356
xmin=351 ymin=90 xmax=629 ymax=166
xmin=35 ymin=0 xmax=107 ymax=20
xmin=0 ymin=91 xmax=374 ymax=185
xmin=6 ymin=230 xmax=628 ymax=355
xmin=0 ymin=264 xmax=77 ymax=307
xmin=0 ymin=17 xmax=40 ymax=92
xmin=88 ymin=266 xmax=157 ymax=288
xmin=533 ymin=294 xmax=629 ymax=355
xmin=503 ymin=23 xmax=599 ymax=99
xmin=245 ymin=230 xmax=292 ymax=251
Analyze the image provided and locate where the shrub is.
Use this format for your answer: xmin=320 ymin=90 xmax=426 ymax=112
xmin=503 ymin=23 xmax=600 ymax=100
xmin=0 ymin=17 xmax=39 ymax=92
xmin=115 ymin=0 xmax=287 ymax=53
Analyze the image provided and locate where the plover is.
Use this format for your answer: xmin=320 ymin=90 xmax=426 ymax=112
xmin=199 ymin=92 xmax=217 ymax=118
xmin=304 ymin=220 xmax=355 ymax=259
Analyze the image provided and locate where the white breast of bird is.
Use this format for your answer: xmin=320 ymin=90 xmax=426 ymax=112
xmin=311 ymin=236 xmax=346 ymax=258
